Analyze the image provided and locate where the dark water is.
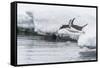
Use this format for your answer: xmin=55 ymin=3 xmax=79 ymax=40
xmin=17 ymin=35 xmax=96 ymax=65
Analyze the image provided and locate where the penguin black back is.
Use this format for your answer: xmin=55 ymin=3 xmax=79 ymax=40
xmin=71 ymin=18 xmax=88 ymax=31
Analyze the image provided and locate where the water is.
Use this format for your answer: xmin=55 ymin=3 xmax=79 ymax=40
xmin=17 ymin=35 xmax=96 ymax=65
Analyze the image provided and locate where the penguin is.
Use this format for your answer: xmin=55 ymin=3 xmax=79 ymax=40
xmin=57 ymin=18 xmax=88 ymax=41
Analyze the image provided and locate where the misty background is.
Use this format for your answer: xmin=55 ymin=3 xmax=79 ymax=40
xmin=17 ymin=3 xmax=96 ymax=46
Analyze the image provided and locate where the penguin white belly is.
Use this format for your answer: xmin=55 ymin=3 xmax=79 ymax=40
xmin=57 ymin=28 xmax=81 ymax=40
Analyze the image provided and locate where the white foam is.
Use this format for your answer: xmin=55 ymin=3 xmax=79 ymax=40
xmin=78 ymin=25 xmax=96 ymax=47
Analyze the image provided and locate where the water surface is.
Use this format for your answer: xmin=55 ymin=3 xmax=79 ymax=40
xmin=17 ymin=35 xmax=96 ymax=65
